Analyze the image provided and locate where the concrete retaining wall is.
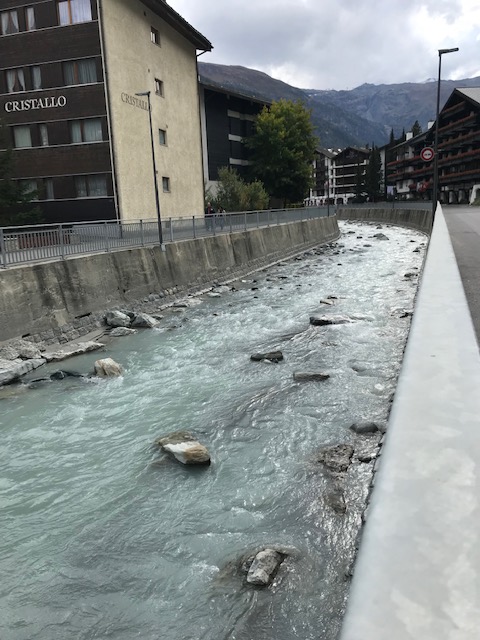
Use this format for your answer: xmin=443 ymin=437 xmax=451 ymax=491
xmin=336 ymin=206 xmax=433 ymax=234
xmin=340 ymin=206 xmax=480 ymax=639
xmin=0 ymin=216 xmax=339 ymax=343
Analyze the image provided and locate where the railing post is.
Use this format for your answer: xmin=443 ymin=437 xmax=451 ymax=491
xmin=256 ymin=210 xmax=259 ymax=227
xmin=244 ymin=211 xmax=247 ymax=231
xmin=169 ymin=217 xmax=174 ymax=242
xmin=59 ymin=224 xmax=65 ymax=259
xmin=140 ymin=219 xmax=145 ymax=246
xmin=104 ymin=221 xmax=110 ymax=252
xmin=229 ymin=214 xmax=233 ymax=234
xmin=193 ymin=216 xmax=196 ymax=239
xmin=0 ymin=228 xmax=6 ymax=268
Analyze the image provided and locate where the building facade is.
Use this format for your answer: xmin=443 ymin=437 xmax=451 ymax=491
xmin=198 ymin=81 xmax=269 ymax=193
xmin=1 ymin=0 xmax=211 ymax=223
xmin=386 ymin=88 xmax=480 ymax=204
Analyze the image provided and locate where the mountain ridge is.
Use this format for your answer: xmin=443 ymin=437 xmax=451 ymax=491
xmin=198 ymin=62 xmax=480 ymax=148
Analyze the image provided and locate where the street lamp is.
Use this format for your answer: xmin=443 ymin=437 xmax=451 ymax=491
xmin=135 ymin=90 xmax=165 ymax=250
xmin=432 ymin=47 xmax=459 ymax=218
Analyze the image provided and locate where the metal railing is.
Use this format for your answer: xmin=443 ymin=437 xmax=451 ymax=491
xmin=0 ymin=202 xmax=431 ymax=268
xmin=0 ymin=206 xmax=332 ymax=269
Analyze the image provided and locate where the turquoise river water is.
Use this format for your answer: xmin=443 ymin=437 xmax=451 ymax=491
xmin=0 ymin=221 xmax=426 ymax=640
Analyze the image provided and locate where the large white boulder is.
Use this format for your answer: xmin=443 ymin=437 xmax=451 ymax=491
xmin=94 ymin=358 xmax=124 ymax=377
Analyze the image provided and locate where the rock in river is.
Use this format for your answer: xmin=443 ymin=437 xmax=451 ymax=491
xmin=293 ymin=372 xmax=330 ymax=382
xmin=250 ymin=350 xmax=284 ymax=363
xmin=156 ymin=431 xmax=211 ymax=466
xmin=94 ymin=358 xmax=124 ymax=377
xmin=309 ymin=314 xmax=351 ymax=326
xmin=246 ymin=549 xmax=285 ymax=586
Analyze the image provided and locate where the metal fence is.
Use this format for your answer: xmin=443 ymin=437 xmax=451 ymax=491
xmin=0 ymin=206 xmax=332 ymax=269
xmin=0 ymin=202 xmax=431 ymax=269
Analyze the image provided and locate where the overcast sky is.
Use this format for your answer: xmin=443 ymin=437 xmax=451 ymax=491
xmin=168 ymin=0 xmax=480 ymax=90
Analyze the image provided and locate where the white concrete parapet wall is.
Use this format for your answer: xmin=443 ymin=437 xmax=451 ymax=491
xmin=340 ymin=206 xmax=480 ymax=639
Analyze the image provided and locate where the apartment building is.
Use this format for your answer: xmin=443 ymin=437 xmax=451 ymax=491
xmin=386 ymin=87 xmax=480 ymax=204
xmin=198 ymin=68 xmax=269 ymax=193
xmin=1 ymin=0 xmax=212 ymax=223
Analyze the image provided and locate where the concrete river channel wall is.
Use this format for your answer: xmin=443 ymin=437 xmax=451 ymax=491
xmin=0 ymin=217 xmax=339 ymax=344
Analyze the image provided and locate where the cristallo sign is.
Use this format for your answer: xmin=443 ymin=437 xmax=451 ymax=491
xmin=121 ymin=93 xmax=149 ymax=111
xmin=4 ymin=96 xmax=67 ymax=112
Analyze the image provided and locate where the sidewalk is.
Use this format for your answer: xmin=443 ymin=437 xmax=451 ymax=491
xmin=443 ymin=205 xmax=480 ymax=347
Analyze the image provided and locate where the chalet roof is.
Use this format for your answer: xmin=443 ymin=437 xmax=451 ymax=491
xmin=316 ymin=147 xmax=337 ymax=159
xmin=140 ymin=0 xmax=212 ymax=51
xmin=455 ymin=87 xmax=480 ymax=106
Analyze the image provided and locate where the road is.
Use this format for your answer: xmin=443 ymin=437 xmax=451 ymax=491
xmin=443 ymin=205 xmax=480 ymax=345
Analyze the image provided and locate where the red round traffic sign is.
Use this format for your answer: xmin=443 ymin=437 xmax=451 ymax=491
xmin=420 ymin=147 xmax=434 ymax=162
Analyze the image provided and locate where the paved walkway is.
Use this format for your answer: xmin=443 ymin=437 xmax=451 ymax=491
xmin=443 ymin=205 xmax=480 ymax=346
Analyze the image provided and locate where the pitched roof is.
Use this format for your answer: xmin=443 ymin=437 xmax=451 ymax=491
xmin=455 ymin=87 xmax=480 ymax=106
xmin=140 ymin=0 xmax=212 ymax=51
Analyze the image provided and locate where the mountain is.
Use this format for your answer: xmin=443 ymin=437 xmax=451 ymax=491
xmin=198 ymin=62 xmax=480 ymax=148
xmin=309 ymin=76 xmax=480 ymax=142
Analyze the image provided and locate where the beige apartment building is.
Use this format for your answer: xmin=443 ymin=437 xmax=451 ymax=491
xmin=1 ymin=0 xmax=212 ymax=223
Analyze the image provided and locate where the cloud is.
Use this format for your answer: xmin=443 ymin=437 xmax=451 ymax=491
xmin=168 ymin=0 xmax=480 ymax=89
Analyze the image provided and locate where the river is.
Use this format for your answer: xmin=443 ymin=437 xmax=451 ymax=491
xmin=0 ymin=221 xmax=426 ymax=640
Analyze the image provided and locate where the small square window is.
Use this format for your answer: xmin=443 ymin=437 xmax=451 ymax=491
xmin=159 ymin=129 xmax=167 ymax=145
xmin=154 ymin=78 xmax=164 ymax=96
xmin=162 ymin=177 xmax=170 ymax=192
xmin=151 ymin=27 xmax=159 ymax=45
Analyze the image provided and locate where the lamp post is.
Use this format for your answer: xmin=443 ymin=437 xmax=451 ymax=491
xmin=135 ymin=90 xmax=164 ymax=250
xmin=432 ymin=47 xmax=459 ymax=218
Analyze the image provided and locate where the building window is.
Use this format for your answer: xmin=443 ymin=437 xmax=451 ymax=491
xmin=13 ymin=125 xmax=32 ymax=148
xmin=63 ymin=59 xmax=97 ymax=85
xmin=159 ymin=129 xmax=167 ymax=145
xmin=44 ymin=179 xmax=54 ymax=199
xmin=58 ymin=0 xmax=92 ymax=26
xmin=151 ymin=27 xmax=159 ymax=44
xmin=20 ymin=179 xmax=38 ymax=200
xmin=1 ymin=10 xmax=19 ymax=35
xmin=31 ymin=66 xmax=42 ymax=90
xmin=162 ymin=177 xmax=170 ymax=192
xmin=70 ymin=118 xmax=103 ymax=143
xmin=39 ymin=124 xmax=49 ymax=146
xmin=25 ymin=7 xmax=36 ymax=30
xmin=6 ymin=68 xmax=25 ymax=93
xmin=74 ymin=174 xmax=107 ymax=197
xmin=154 ymin=78 xmax=164 ymax=96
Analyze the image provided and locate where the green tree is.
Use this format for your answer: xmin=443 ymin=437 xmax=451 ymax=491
xmin=0 ymin=121 xmax=42 ymax=226
xmin=411 ymin=120 xmax=422 ymax=137
xmin=210 ymin=167 xmax=269 ymax=212
xmin=364 ymin=145 xmax=383 ymax=202
xmin=246 ymin=99 xmax=318 ymax=206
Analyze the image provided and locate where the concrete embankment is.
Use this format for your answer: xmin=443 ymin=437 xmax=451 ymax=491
xmin=336 ymin=206 xmax=433 ymax=234
xmin=0 ymin=216 xmax=339 ymax=343
xmin=340 ymin=206 xmax=480 ymax=639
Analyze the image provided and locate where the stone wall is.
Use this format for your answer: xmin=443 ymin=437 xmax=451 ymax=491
xmin=0 ymin=216 xmax=339 ymax=344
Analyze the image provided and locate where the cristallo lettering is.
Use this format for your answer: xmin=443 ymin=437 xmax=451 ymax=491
xmin=4 ymin=95 xmax=67 ymax=113
xmin=121 ymin=92 xmax=149 ymax=111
